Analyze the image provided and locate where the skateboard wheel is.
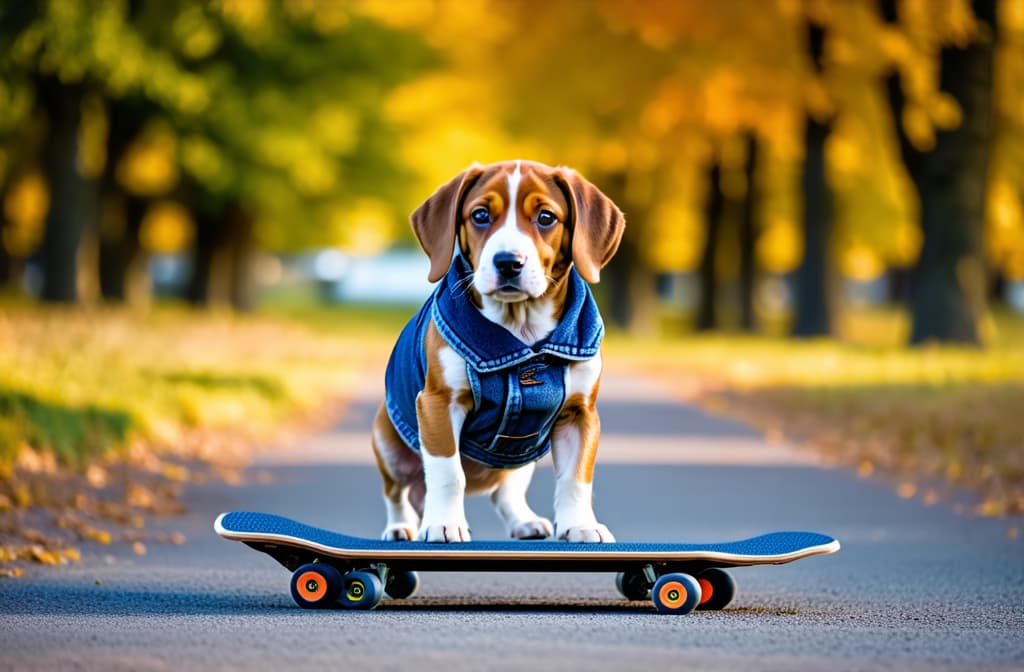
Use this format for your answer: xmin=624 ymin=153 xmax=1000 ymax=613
xmin=696 ymin=568 xmax=736 ymax=610
xmin=385 ymin=570 xmax=420 ymax=600
xmin=290 ymin=563 xmax=342 ymax=609
xmin=651 ymin=573 xmax=701 ymax=615
xmin=339 ymin=570 xmax=384 ymax=610
xmin=615 ymin=570 xmax=650 ymax=601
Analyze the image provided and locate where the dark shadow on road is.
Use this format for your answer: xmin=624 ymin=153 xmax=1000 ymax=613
xmin=0 ymin=585 xmax=665 ymax=616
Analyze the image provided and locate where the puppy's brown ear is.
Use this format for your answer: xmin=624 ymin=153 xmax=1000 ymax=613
xmin=410 ymin=164 xmax=484 ymax=282
xmin=554 ymin=168 xmax=625 ymax=283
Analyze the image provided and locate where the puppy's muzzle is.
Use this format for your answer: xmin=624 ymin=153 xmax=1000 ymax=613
xmin=493 ymin=251 xmax=525 ymax=281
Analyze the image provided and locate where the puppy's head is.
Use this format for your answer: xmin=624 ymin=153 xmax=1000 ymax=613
xmin=411 ymin=160 xmax=625 ymax=302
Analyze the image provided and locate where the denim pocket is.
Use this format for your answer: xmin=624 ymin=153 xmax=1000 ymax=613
xmin=461 ymin=359 xmax=565 ymax=467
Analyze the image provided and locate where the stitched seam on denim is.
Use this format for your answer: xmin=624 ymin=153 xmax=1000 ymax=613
xmin=461 ymin=440 xmax=552 ymax=468
xmin=385 ymin=397 xmax=420 ymax=452
xmin=482 ymin=370 xmax=517 ymax=454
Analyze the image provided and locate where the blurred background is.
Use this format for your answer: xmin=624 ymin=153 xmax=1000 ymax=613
xmin=1 ymin=0 xmax=1021 ymax=342
xmin=3 ymin=1 xmax=1024 ymax=573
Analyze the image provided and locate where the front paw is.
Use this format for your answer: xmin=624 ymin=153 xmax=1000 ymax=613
xmin=557 ymin=522 xmax=615 ymax=543
xmin=418 ymin=521 xmax=471 ymax=543
xmin=381 ymin=525 xmax=416 ymax=542
xmin=510 ymin=517 xmax=553 ymax=540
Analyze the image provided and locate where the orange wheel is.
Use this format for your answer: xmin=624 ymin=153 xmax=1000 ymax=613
xmin=698 ymin=578 xmax=714 ymax=605
xmin=290 ymin=563 xmax=342 ymax=609
xmin=651 ymin=573 xmax=701 ymax=614
xmin=696 ymin=568 xmax=736 ymax=611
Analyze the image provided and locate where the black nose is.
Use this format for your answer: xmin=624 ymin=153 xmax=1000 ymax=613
xmin=494 ymin=252 xmax=525 ymax=280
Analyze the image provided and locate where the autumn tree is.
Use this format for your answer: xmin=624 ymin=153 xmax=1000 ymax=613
xmin=1 ymin=1 xmax=211 ymax=303
xmin=792 ymin=10 xmax=834 ymax=338
xmin=1 ymin=0 xmax=430 ymax=308
xmin=884 ymin=0 xmax=998 ymax=344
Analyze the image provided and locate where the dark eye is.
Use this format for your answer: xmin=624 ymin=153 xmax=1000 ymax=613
xmin=536 ymin=210 xmax=558 ymax=228
xmin=470 ymin=207 xmax=492 ymax=227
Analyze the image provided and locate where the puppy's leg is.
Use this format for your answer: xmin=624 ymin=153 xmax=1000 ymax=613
xmin=490 ymin=462 xmax=553 ymax=539
xmin=551 ymin=354 xmax=615 ymax=543
xmin=371 ymin=403 xmax=421 ymax=541
xmin=416 ymin=329 xmax=473 ymax=542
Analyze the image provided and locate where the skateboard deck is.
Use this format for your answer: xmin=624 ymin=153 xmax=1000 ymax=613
xmin=216 ymin=511 xmax=840 ymax=614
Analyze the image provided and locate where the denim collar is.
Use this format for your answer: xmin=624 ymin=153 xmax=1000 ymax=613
xmin=431 ymin=255 xmax=604 ymax=373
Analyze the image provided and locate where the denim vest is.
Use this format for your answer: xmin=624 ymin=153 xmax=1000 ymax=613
xmin=384 ymin=256 xmax=604 ymax=469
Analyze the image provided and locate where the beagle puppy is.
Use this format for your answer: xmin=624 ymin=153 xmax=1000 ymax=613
xmin=372 ymin=160 xmax=625 ymax=543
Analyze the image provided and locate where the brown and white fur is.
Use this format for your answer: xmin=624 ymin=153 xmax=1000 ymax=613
xmin=372 ymin=160 xmax=625 ymax=543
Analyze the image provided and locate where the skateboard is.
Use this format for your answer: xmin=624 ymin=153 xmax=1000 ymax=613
xmin=215 ymin=511 xmax=839 ymax=615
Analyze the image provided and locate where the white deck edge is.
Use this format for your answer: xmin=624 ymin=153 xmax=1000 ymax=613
xmin=214 ymin=513 xmax=841 ymax=566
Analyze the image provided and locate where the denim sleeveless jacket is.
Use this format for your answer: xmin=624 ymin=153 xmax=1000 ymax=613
xmin=384 ymin=255 xmax=603 ymax=469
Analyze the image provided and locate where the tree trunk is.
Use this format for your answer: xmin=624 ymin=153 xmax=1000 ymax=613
xmin=738 ymin=135 xmax=757 ymax=331
xmin=225 ymin=202 xmax=256 ymax=312
xmin=603 ymin=234 xmax=634 ymax=329
xmin=885 ymin=0 xmax=995 ymax=345
xmin=887 ymin=266 xmax=912 ymax=303
xmin=186 ymin=205 xmax=221 ymax=307
xmin=603 ymin=228 xmax=657 ymax=332
xmin=0 ymin=204 xmax=13 ymax=288
xmin=792 ymin=117 xmax=833 ymax=336
xmin=696 ymin=163 xmax=724 ymax=331
xmin=988 ymin=271 xmax=1005 ymax=303
xmin=594 ymin=172 xmax=646 ymax=330
xmin=909 ymin=1 xmax=994 ymax=345
xmin=186 ymin=200 xmax=257 ymax=311
xmin=37 ymin=78 xmax=95 ymax=303
xmin=98 ymin=194 xmax=145 ymax=301
xmin=792 ymin=19 xmax=833 ymax=338
xmin=98 ymin=100 xmax=148 ymax=302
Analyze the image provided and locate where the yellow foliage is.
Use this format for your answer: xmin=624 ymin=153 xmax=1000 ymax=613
xmin=839 ymin=240 xmax=885 ymax=282
xmin=180 ymin=135 xmax=233 ymax=192
xmin=173 ymin=6 xmax=222 ymax=60
xmin=219 ymin=0 xmax=269 ymax=30
xmin=29 ymin=546 xmax=64 ymax=565
xmin=140 ymin=201 xmax=194 ymax=254
xmin=1005 ymin=0 xmax=1024 ymax=33
xmin=313 ymin=104 xmax=359 ymax=155
xmin=758 ymin=218 xmax=802 ymax=274
xmin=329 ymin=198 xmax=396 ymax=255
xmin=386 ymin=73 xmax=547 ymax=203
xmin=891 ymin=218 xmax=924 ymax=267
xmin=77 ymin=94 xmax=108 ymax=179
xmin=987 ymin=179 xmax=1024 ymax=279
xmin=2 ymin=173 xmax=47 ymax=257
xmin=82 ymin=527 xmax=111 ymax=545
xmin=291 ymin=153 xmax=337 ymax=196
xmin=593 ymin=140 xmax=630 ymax=174
xmin=929 ymin=91 xmax=962 ymax=130
xmin=902 ymin=103 xmax=935 ymax=151
xmin=351 ymin=0 xmax=433 ymax=29
xmin=117 ymin=125 xmax=179 ymax=197
xmin=646 ymin=203 xmax=705 ymax=272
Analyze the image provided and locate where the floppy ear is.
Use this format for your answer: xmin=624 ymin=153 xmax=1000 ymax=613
xmin=554 ymin=168 xmax=625 ymax=283
xmin=410 ymin=164 xmax=485 ymax=282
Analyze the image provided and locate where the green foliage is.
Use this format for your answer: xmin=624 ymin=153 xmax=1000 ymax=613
xmin=0 ymin=0 xmax=435 ymax=252
xmin=0 ymin=390 xmax=132 ymax=467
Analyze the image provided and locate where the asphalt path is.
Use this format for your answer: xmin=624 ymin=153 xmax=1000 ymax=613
xmin=2 ymin=370 xmax=1022 ymax=671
